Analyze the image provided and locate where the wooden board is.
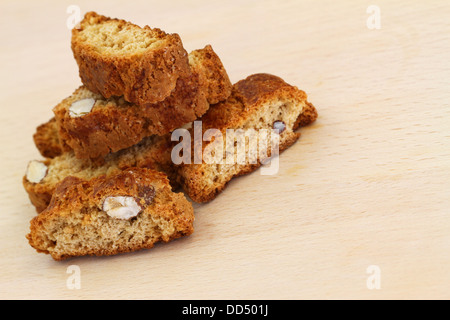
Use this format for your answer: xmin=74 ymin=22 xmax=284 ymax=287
xmin=0 ymin=0 xmax=449 ymax=299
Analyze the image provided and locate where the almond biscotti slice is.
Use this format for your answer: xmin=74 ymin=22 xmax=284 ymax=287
xmin=24 ymin=133 xmax=174 ymax=213
xmin=54 ymin=45 xmax=232 ymax=159
xmin=26 ymin=101 xmax=318 ymax=211
xmin=176 ymin=73 xmax=318 ymax=202
xmin=32 ymin=100 xmax=317 ymax=161
xmin=72 ymin=11 xmax=190 ymax=105
xmin=27 ymin=168 xmax=194 ymax=260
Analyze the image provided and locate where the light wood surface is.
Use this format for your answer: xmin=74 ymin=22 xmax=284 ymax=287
xmin=0 ymin=0 xmax=449 ymax=300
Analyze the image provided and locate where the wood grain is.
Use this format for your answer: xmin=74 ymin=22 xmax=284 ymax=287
xmin=0 ymin=0 xmax=449 ymax=299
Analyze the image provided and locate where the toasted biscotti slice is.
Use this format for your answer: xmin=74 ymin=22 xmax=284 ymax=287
xmin=54 ymin=45 xmax=232 ymax=159
xmin=24 ymin=133 xmax=174 ymax=213
xmin=188 ymin=46 xmax=232 ymax=105
xmin=32 ymin=101 xmax=317 ymax=160
xmin=33 ymin=118 xmax=63 ymax=159
xmin=294 ymin=102 xmax=318 ymax=130
xmin=176 ymin=73 xmax=318 ymax=202
xmin=28 ymin=100 xmax=317 ymax=209
xmin=72 ymin=11 xmax=190 ymax=105
xmin=27 ymin=168 xmax=194 ymax=260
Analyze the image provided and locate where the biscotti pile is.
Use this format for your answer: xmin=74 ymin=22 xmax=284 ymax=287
xmin=24 ymin=12 xmax=318 ymax=260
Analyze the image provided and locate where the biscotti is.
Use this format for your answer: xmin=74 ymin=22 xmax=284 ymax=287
xmin=24 ymin=10 xmax=321 ymax=262
xmin=27 ymin=168 xmax=194 ymax=260
xmin=33 ymin=117 xmax=64 ymax=159
xmin=24 ymin=132 xmax=174 ymax=213
xmin=176 ymin=73 xmax=318 ymax=202
xmin=72 ymin=11 xmax=190 ymax=105
xmin=294 ymin=102 xmax=318 ymax=129
xmin=54 ymin=45 xmax=232 ymax=159
xmin=188 ymin=46 xmax=232 ymax=105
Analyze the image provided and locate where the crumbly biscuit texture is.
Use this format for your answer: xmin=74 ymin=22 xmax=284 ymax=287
xmin=33 ymin=118 xmax=64 ymax=158
xmin=24 ymin=133 xmax=174 ymax=213
xmin=29 ymin=74 xmax=316 ymax=210
xmin=176 ymin=73 xmax=318 ymax=202
xmin=189 ymin=45 xmax=232 ymax=104
xmin=27 ymin=168 xmax=194 ymax=260
xmin=72 ymin=11 xmax=190 ymax=105
xmin=24 ymin=11 xmax=320 ymax=261
xmin=294 ymin=102 xmax=318 ymax=129
xmin=54 ymin=45 xmax=231 ymax=159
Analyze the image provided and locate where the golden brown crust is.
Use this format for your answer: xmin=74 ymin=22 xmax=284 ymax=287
xmin=189 ymin=45 xmax=232 ymax=104
xmin=72 ymin=12 xmax=190 ymax=105
xmin=54 ymin=46 xmax=231 ymax=159
xmin=178 ymin=132 xmax=301 ymax=202
xmin=27 ymin=168 xmax=194 ymax=260
xmin=294 ymin=102 xmax=318 ymax=129
xmin=53 ymin=77 xmax=205 ymax=159
xmin=28 ymin=74 xmax=317 ymax=211
xmin=33 ymin=118 xmax=63 ymax=158
xmin=33 ymin=118 xmax=75 ymax=158
xmin=176 ymin=73 xmax=317 ymax=203
xmin=24 ymin=133 xmax=176 ymax=213
xmin=200 ymin=73 xmax=307 ymax=131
